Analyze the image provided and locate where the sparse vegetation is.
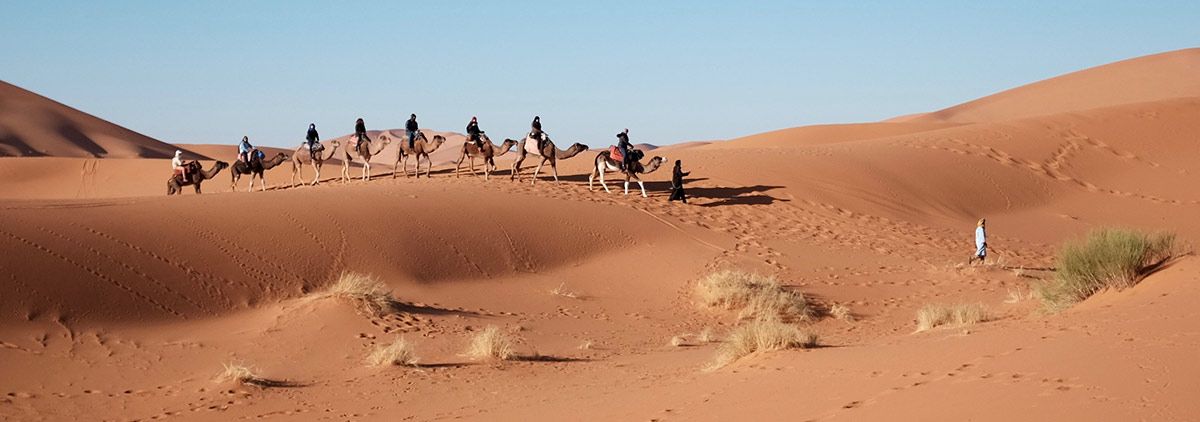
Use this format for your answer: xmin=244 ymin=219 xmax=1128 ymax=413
xmin=367 ymin=337 xmax=419 ymax=367
xmin=695 ymin=270 xmax=812 ymax=321
xmin=327 ymin=272 xmax=398 ymax=316
xmin=578 ymin=340 xmax=594 ymax=350
xmin=709 ymin=318 xmax=818 ymax=369
xmin=1035 ymin=229 xmax=1175 ymax=309
xmin=829 ymin=303 xmax=854 ymax=321
xmin=914 ymin=303 xmax=986 ymax=332
xmin=670 ymin=335 xmax=688 ymax=347
xmin=551 ymin=282 xmax=580 ymax=299
xmin=465 ymin=326 xmax=516 ymax=361
xmin=697 ymin=327 xmax=715 ymax=343
xmin=215 ymin=363 xmax=300 ymax=388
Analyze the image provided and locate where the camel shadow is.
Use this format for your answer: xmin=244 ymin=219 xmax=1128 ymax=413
xmin=690 ymin=185 xmax=787 ymax=207
xmin=389 ymin=301 xmax=483 ymax=317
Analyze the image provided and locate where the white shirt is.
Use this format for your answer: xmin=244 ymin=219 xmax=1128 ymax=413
xmin=172 ymin=155 xmax=184 ymax=168
xmin=975 ymin=226 xmax=986 ymax=251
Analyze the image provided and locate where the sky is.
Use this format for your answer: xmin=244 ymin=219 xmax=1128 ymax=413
xmin=2 ymin=1 xmax=1198 ymax=147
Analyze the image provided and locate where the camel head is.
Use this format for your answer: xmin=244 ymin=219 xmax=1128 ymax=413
xmin=569 ymin=142 xmax=589 ymax=153
xmin=215 ymin=161 xmax=230 ymax=171
xmin=643 ymin=156 xmax=665 ymax=173
xmin=430 ymin=135 xmax=446 ymax=148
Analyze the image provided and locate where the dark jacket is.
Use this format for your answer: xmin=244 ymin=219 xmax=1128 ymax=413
xmin=406 ymin=118 xmax=419 ymax=132
xmin=672 ymin=166 xmax=690 ymax=188
xmin=355 ymin=120 xmax=367 ymax=136
xmin=617 ymin=133 xmax=632 ymax=151
xmin=306 ymin=128 xmax=319 ymax=142
xmin=466 ymin=122 xmax=482 ymax=136
xmin=532 ymin=118 xmax=542 ymax=131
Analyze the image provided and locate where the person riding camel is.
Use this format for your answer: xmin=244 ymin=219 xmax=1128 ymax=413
xmin=406 ymin=114 xmax=419 ymax=150
xmin=238 ymin=136 xmax=255 ymax=165
xmin=355 ymin=117 xmax=370 ymax=151
xmin=305 ymin=123 xmax=321 ymax=159
xmin=531 ymin=116 xmax=548 ymax=151
xmin=172 ymin=150 xmax=189 ymax=183
xmin=616 ymin=128 xmax=633 ymax=172
xmin=466 ymin=116 xmax=484 ymax=149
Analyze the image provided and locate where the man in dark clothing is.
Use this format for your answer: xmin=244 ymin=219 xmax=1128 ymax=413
xmin=531 ymin=116 xmax=543 ymax=139
xmin=355 ymin=117 xmax=369 ymax=151
xmin=466 ymin=116 xmax=484 ymax=149
xmin=306 ymin=123 xmax=321 ymax=159
xmin=616 ymin=129 xmax=633 ymax=172
xmin=669 ymin=160 xmax=690 ymax=203
xmin=405 ymin=114 xmax=419 ymax=150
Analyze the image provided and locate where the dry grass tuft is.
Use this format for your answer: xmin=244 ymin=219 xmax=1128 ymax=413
xmin=550 ymin=282 xmax=580 ymax=299
xmin=464 ymin=326 xmax=517 ymax=361
xmin=670 ymin=335 xmax=688 ymax=347
xmin=578 ymin=340 xmax=594 ymax=350
xmin=696 ymin=270 xmax=812 ymax=321
xmin=914 ymin=303 xmax=986 ymax=332
xmin=367 ymin=337 xmax=420 ymax=367
xmin=697 ymin=327 xmax=715 ymax=343
xmin=215 ymin=363 xmax=300 ymax=388
xmin=1035 ymin=229 xmax=1175 ymax=310
xmin=709 ymin=318 xmax=818 ymax=369
xmin=829 ymin=303 xmax=854 ymax=321
xmin=327 ymin=272 xmax=398 ymax=316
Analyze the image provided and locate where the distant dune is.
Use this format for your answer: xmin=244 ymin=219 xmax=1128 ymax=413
xmin=909 ymin=48 xmax=1200 ymax=123
xmin=0 ymin=81 xmax=206 ymax=159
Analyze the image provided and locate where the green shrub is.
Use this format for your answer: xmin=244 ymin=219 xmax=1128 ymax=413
xmin=1037 ymin=229 xmax=1174 ymax=309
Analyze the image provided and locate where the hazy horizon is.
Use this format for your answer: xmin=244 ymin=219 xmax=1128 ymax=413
xmin=3 ymin=1 xmax=1198 ymax=147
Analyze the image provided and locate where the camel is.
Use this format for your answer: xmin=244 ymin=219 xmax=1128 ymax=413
xmin=167 ymin=161 xmax=229 ymax=195
xmin=339 ymin=137 xmax=390 ymax=182
xmin=588 ymin=149 xmax=665 ymax=197
xmin=454 ymin=134 xmax=516 ymax=180
xmin=231 ymin=152 xmax=289 ymax=192
xmin=510 ymin=133 xmax=589 ymax=185
xmin=390 ymin=132 xmax=447 ymax=178
xmin=290 ymin=140 xmax=341 ymax=187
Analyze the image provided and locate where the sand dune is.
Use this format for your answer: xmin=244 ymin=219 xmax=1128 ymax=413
xmin=0 ymin=81 xmax=206 ymax=159
xmin=2 ymin=50 xmax=1200 ymax=421
xmin=910 ymin=48 xmax=1200 ymax=123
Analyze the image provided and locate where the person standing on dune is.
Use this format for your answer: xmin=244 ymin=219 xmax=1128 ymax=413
xmin=466 ymin=116 xmax=484 ymax=149
xmin=669 ymin=159 xmax=690 ymax=204
xmin=355 ymin=117 xmax=370 ymax=151
xmin=406 ymin=114 xmax=419 ymax=150
xmin=971 ymin=218 xmax=988 ymax=264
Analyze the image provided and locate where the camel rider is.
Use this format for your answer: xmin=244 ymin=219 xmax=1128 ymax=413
xmin=238 ymin=136 xmax=255 ymax=164
xmin=616 ymin=128 xmax=633 ymax=171
xmin=531 ymin=116 xmax=544 ymax=140
xmin=172 ymin=150 xmax=189 ymax=182
xmin=355 ymin=117 xmax=369 ymax=151
xmin=466 ymin=116 xmax=484 ymax=149
xmin=306 ymin=123 xmax=321 ymax=158
xmin=406 ymin=114 xmax=419 ymax=150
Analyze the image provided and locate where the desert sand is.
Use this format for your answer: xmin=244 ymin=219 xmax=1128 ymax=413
xmin=1 ymin=48 xmax=1199 ymax=421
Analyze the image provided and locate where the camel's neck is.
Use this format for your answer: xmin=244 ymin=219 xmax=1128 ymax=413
xmin=321 ymin=145 xmax=339 ymax=161
xmin=493 ymin=142 xmax=516 ymax=157
xmin=642 ymin=159 xmax=664 ymax=174
xmin=423 ymin=141 xmax=444 ymax=154
xmin=262 ymin=156 xmax=286 ymax=169
xmin=202 ymin=164 xmax=225 ymax=178
xmin=555 ymin=145 xmax=582 ymax=160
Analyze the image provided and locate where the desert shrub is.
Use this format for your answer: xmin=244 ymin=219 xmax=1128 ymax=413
xmin=914 ymin=303 xmax=985 ymax=332
xmin=709 ymin=318 xmax=818 ymax=369
xmin=1036 ymin=229 xmax=1175 ymax=309
xmin=367 ymin=337 xmax=419 ymax=367
xmin=696 ymin=270 xmax=812 ymax=321
xmin=465 ymin=326 xmax=516 ymax=361
xmin=215 ymin=363 xmax=299 ymax=388
xmin=829 ymin=303 xmax=853 ymax=321
xmin=328 ymin=272 xmax=397 ymax=316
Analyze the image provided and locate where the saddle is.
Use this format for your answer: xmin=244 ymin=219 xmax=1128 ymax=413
xmin=609 ymin=146 xmax=624 ymax=162
xmin=174 ymin=160 xmax=200 ymax=180
xmin=306 ymin=142 xmax=325 ymax=153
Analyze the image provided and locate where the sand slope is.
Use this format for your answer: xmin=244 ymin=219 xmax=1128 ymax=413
xmin=0 ymin=81 xmax=206 ymax=159
xmin=912 ymin=48 xmax=1200 ymax=123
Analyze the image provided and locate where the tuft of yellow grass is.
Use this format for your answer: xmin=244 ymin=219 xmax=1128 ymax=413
xmin=697 ymin=327 xmax=715 ymax=343
xmin=215 ymin=363 xmax=299 ymax=388
xmin=464 ymin=326 xmax=516 ymax=361
xmin=1036 ymin=229 xmax=1175 ymax=310
xmin=695 ymin=270 xmax=812 ymax=321
xmin=550 ymin=282 xmax=580 ymax=299
xmin=670 ymin=335 xmax=688 ymax=347
xmin=829 ymin=303 xmax=854 ymax=321
xmin=327 ymin=272 xmax=397 ymax=316
xmin=709 ymin=318 xmax=818 ymax=369
xmin=914 ymin=303 xmax=986 ymax=332
xmin=367 ymin=337 xmax=419 ymax=367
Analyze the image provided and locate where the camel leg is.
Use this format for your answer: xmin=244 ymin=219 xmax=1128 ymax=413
xmin=511 ymin=155 xmax=524 ymax=181
xmin=551 ymin=161 xmax=559 ymax=183
xmin=600 ymin=168 xmax=612 ymax=193
xmin=291 ymin=163 xmax=299 ymax=188
xmin=311 ymin=162 xmax=320 ymax=185
xmin=637 ymin=178 xmax=647 ymax=198
xmin=532 ymin=159 xmax=545 ymax=185
xmin=341 ymin=161 xmax=350 ymax=183
xmin=455 ymin=156 xmax=463 ymax=178
xmin=424 ymin=155 xmax=432 ymax=178
xmin=261 ymin=173 xmax=268 ymax=192
xmin=588 ymin=168 xmax=596 ymax=191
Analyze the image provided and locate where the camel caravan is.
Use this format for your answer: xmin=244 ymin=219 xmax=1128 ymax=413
xmin=167 ymin=116 xmax=668 ymax=198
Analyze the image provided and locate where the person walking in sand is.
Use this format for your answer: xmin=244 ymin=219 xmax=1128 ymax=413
xmin=405 ymin=114 xmax=419 ymax=150
xmin=970 ymin=218 xmax=988 ymax=264
xmin=669 ymin=159 xmax=690 ymax=204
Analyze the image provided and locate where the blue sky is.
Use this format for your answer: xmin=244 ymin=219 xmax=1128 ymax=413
xmin=2 ymin=1 xmax=1197 ymax=147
